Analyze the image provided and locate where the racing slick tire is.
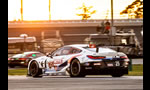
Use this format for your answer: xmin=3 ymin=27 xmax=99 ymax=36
xmin=29 ymin=61 xmax=43 ymax=78
xmin=69 ymin=59 xmax=86 ymax=77
xmin=111 ymin=74 xmax=124 ymax=77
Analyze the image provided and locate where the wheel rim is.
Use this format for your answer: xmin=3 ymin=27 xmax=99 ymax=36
xmin=71 ymin=60 xmax=80 ymax=76
xmin=30 ymin=62 xmax=38 ymax=76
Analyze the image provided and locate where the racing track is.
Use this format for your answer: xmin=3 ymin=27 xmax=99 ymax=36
xmin=8 ymin=76 xmax=143 ymax=90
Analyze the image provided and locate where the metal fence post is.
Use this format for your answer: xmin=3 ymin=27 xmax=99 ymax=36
xmin=128 ymin=58 xmax=132 ymax=71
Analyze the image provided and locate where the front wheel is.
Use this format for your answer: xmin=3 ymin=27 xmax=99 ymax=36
xmin=29 ymin=61 xmax=43 ymax=78
xmin=69 ymin=59 xmax=86 ymax=77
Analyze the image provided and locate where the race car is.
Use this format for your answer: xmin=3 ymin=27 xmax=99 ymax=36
xmin=8 ymin=51 xmax=45 ymax=68
xmin=27 ymin=44 xmax=129 ymax=78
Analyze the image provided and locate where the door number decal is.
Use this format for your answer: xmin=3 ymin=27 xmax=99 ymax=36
xmin=115 ymin=61 xmax=120 ymax=66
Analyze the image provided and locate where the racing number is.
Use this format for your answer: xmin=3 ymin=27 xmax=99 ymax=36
xmin=48 ymin=59 xmax=63 ymax=70
xmin=115 ymin=61 xmax=120 ymax=66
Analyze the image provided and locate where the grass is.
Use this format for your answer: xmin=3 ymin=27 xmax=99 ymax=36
xmin=8 ymin=64 xmax=143 ymax=76
xmin=8 ymin=68 xmax=27 ymax=75
xmin=128 ymin=64 xmax=143 ymax=76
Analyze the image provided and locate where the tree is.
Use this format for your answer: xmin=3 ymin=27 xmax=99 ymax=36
xmin=120 ymin=0 xmax=143 ymax=19
xmin=76 ymin=3 xmax=96 ymax=20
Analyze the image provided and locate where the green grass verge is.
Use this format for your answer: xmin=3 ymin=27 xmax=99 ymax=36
xmin=128 ymin=64 xmax=143 ymax=76
xmin=8 ymin=64 xmax=143 ymax=76
xmin=8 ymin=68 xmax=27 ymax=75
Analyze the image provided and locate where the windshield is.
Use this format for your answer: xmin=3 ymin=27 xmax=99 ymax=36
xmin=23 ymin=53 xmax=45 ymax=58
xmin=12 ymin=54 xmax=23 ymax=58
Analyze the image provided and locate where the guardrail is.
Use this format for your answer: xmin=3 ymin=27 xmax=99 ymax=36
xmin=128 ymin=59 xmax=132 ymax=71
xmin=8 ymin=19 xmax=143 ymax=28
xmin=8 ymin=19 xmax=143 ymax=24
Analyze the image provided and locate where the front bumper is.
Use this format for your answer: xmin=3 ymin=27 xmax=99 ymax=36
xmin=8 ymin=60 xmax=28 ymax=66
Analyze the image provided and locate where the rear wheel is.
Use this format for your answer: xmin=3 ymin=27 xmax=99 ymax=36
xmin=29 ymin=61 xmax=43 ymax=78
xmin=9 ymin=65 xmax=15 ymax=68
xmin=111 ymin=74 xmax=124 ymax=77
xmin=70 ymin=59 xmax=86 ymax=77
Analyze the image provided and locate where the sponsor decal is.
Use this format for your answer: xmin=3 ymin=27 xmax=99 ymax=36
xmin=53 ymin=59 xmax=63 ymax=64
xmin=107 ymin=63 xmax=113 ymax=66
xmin=48 ymin=61 xmax=54 ymax=69
xmin=93 ymin=62 xmax=101 ymax=65
xmin=54 ymin=66 xmax=57 ymax=71
xmin=48 ymin=59 xmax=63 ymax=71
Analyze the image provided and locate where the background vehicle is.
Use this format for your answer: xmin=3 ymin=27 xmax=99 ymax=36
xmin=8 ymin=35 xmax=38 ymax=57
xmin=8 ymin=51 xmax=45 ymax=68
xmin=84 ymin=29 xmax=143 ymax=58
xmin=41 ymin=38 xmax=64 ymax=53
xmin=27 ymin=44 xmax=129 ymax=78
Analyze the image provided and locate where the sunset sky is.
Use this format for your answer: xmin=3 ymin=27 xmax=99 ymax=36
xmin=8 ymin=0 xmax=136 ymax=21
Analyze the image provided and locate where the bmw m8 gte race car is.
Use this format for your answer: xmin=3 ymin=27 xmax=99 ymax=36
xmin=27 ymin=44 xmax=129 ymax=78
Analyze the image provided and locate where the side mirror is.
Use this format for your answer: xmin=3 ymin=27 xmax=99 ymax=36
xmin=46 ymin=53 xmax=53 ymax=58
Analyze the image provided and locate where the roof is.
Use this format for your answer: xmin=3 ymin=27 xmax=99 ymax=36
xmin=90 ymin=33 xmax=135 ymax=39
xmin=67 ymin=44 xmax=117 ymax=53
xmin=8 ymin=37 xmax=36 ymax=44
xmin=41 ymin=38 xmax=63 ymax=42
xmin=23 ymin=51 xmax=41 ymax=55
xmin=67 ymin=44 xmax=89 ymax=48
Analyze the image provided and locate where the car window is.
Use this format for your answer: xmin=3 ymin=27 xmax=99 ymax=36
xmin=24 ymin=53 xmax=45 ymax=58
xmin=70 ymin=48 xmax=82 ymax=54
xmin=52 ymin=48 xmax=63 ymax=56
xmin=22 ymin=54 xmax=32 ymax=58
xmin=12 ymin=54 xmax=23 ymax=58
xmin=61 ymin=47 xmax=72 ymax=55
xmin=52 ymin=47 xmax=72 ymax=56
xmin=34 ymin=53 xmax=45 ymax=57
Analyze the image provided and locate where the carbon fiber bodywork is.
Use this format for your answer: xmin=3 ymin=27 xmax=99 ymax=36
xmin=81 ymin=59 xmax=128 ymax=75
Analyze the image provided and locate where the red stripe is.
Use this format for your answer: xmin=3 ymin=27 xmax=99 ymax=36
xmin=68 ymin=54 xmax=81 ymax=63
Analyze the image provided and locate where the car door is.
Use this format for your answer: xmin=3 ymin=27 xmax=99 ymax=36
xmin=47 ymin=46 xmax=81 ymax=72
xmin=52 ymin=47 xmax=73 ymax=71
xmin=46 ymin=47 xmax=62 ymax=71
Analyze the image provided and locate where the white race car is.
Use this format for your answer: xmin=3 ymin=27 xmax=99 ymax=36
xmin=27 ymin=44 xmax=129 ymax=77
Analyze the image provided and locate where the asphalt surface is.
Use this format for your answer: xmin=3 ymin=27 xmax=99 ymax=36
xmin=8 ymin=76 xmax=143 ymax=90
xmin=132 ymin=58 xmax=143 ymax=65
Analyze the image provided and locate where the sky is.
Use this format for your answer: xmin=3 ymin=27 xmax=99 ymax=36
xmin=8 ymin=0 xmax=135 ymax=21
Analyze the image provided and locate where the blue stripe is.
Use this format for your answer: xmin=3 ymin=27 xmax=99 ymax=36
xmin=56 ymin=61 xmax=68 ymax=71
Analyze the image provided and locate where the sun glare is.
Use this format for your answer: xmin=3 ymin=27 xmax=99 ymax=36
xmin=8 ymin=0 xmax=136 ymax=21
